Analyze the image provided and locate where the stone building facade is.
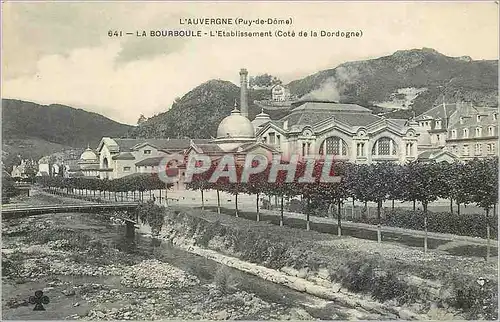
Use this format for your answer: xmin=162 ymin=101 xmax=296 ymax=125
xmin=253 ymin=100 xmax=419 ymax=164
xmin=414 ymin=102 xmax=498 ymax=161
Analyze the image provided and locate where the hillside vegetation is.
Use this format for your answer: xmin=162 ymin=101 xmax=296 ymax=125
xmin=287 ymin=48 xmax=498 ymax=115
xmin=2 ymin=99 xmax=132 ymax=169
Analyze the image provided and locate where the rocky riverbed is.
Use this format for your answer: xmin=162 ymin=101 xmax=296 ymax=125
xmin=2 ymin=196 xmax=353 ymax=320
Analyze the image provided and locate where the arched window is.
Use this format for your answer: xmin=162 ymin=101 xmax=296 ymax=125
xmin=102 ymin=157 xmax=109 ymax=168
xmin=372 ymin=137 xmax=397 ymax=156
xmin=319 ymin=136 xmax=348 ymax=156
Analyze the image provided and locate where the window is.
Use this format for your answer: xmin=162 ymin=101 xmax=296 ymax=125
xmin=435 ymin=120 xmax=442 ymax=129
xmin=144 ymin=150 xmax=151 ymax=155
xmin=487 ymin=143 xmax=496 ymax=154
xmin=460 ymin=117 xmax=465 ymax=125
xmin=463 ymin=128 xmax=469 ymax=138
xmin=319 ymin=136 xmax=348 ymax=156
xmin=437 ymin=134 xmax=441 ymax=142
xmin=123 ymin=166 xmax=131 ymax=172
xmin=405 ymin=143 xmax=414 ymax=156
xmin=475 ymin=127 xmax=482 ymax=137
xmin=493 ymin=114 xmax=497 ymax=121
xmin=463 ymin=145 xmax=469 ymax=156
xmin=262 ymin=137 xmax=267 ymax=143
xmin=269 ymin=132 xmax=276 ymax=144
xmin=488 ymin=126 xmax=494 ymax=136
xmin=451 ymin=145 xmax=457 ymax=154
xmin=451 ymin=129 xmax=457 ymax=139
xmin=357 ymin=142 xmax=365 ymax=157
xmin=372 ymin=137 xmax=397 ymax=156
xmin=477 ymin=115 xmax=481 ymax=122
xmin=475 ymin=143 xmax=482 ymax=155
xmin=276 ymin=134 xmax=281 ymax=146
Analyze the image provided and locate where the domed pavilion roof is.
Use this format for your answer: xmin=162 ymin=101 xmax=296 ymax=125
xmin=80 ymin=147 xmax=98 ymax=162
xmin=216 ymin=107 xmax=255 ymax=140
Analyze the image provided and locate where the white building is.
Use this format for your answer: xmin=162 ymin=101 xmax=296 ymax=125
xmin=414 ymin=102 xmax=498 ymax=161
xmin=252 ymin=100 xmax=420 ymax=164
xmin=271 ymin=84 xmax=291 ymax=102
xmin=96 ymin=138 xmax=209 ymax=180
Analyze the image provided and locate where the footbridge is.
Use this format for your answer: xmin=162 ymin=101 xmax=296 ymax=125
xmin=1 ymin=203 xmax=141 ymax=236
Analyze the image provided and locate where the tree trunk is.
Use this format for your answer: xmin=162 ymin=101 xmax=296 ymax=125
xmin=352 ymin=197 xmax=355 ymax=220
xmin=159 ymin=189 xmax=162 ymax=205
xmin=165 ymin=187 xmax=168 ymax=206
xmin=235 ymin=193 xmax=239 ymax=217
xmin=256 ymin=193 xmax=260 ymax=222
xmin=201 ymin=189 xmax=205 ymax=210
xmin=423 ymin=201 xmax=428 ymax=254
xmin=486 ymin=208 xmax=491 ymax=262
xmin=377 ymin=200 xmax=382 ymax=243
xmin=280 ymin=196 xmax=284 ymax=226
xmin=306 ymin=198 xmax=310 ymax=231
xmin=391 ymin=199 xmax=394 ymax=210
xmin=362 ymin=201 xmax=368 ymax=220
xmin=457 ymin=202 xmax=461 ymax=215
xmin=413 ymin=200 xmax=416 ymax=211
xmin=337 ymin=199 xmax=342 ymax=237
xmin=450 ymin=198 xmax=453 ymax=213
xmin=217 ymin=189 xmax=221 ymax=214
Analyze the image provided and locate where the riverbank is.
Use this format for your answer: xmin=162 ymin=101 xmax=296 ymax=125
xmin=157 ymin=205 xmax=498 ymax=320
xmin=2 ymin=193 xmax=370 ymax=320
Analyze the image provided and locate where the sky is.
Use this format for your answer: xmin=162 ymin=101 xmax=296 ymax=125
xmin=2 ymin=1 xmax=498 ymax=125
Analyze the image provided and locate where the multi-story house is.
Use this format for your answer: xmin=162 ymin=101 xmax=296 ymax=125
xmin=414 ymin=102 xmax=498 ymax=161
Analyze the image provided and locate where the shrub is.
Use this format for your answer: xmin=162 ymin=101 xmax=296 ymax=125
xmin=448 ymin=276 xmax=498 ymax=320
xmin=353 ymin=209 xmax=498 ymax=239
xmin=137 ymin=201 xmax=165 ymax=236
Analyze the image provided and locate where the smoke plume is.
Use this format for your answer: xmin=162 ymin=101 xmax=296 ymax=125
xmin=301 ymin=65 xmax=360 ymax=101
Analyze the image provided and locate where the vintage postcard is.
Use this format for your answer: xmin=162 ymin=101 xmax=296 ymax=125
xmin=1 ymin=1 xmax=498 ymax=321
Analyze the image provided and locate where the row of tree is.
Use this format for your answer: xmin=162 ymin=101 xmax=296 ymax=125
xmin=37 ymin=173 xmax=172 ymax=202
xmin=36 ymin=158 xmax=497 ymax=257
xmin=184 ymin=157 xmax=498 ymax=256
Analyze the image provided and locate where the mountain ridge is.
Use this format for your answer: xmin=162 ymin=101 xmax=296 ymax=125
xmin=3 ymin=48 xmax=497 ymax=166
xmin=2 ymin=98 xmax=133 ymax=169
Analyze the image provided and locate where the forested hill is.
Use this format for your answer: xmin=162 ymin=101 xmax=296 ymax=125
xmin=287 ymin=48 xmax=498 ymax=116
xmin=132 ymin=48 xmax=498 ymax=139
xmin=2 ymin=99 xmax=133 ymax=169
xmin=2 ymin=99 xmax=133 ymax=147
xmin=130 ymin=80 xmax=288 ymax=139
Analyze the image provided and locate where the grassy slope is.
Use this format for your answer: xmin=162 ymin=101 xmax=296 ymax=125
xmin=161 ymin=206 xmax=498 ymax=320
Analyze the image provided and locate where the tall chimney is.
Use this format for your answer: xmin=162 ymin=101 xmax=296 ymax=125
xmin=239 ymin=68 xmax=249 ymax=118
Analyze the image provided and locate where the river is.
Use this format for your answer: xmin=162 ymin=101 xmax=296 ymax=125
xmin=2 ymin=207 xmax=373 ymax=320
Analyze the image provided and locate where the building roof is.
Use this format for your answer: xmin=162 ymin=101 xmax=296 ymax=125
xmin=112 ymin=152 xmax=135 ymax=160
xmin=417 ymin=149 xmax=459 ymax=162
xmin=113 ymin=138 xmax=193 ymax=152
xmin=415 ymin=103 xmax=459 ymax=121
xmin=447 ymin=105 xmax=498 ymax=136
xmin=80 ymin=147 xmax=98 ymax=161
xmin=135 ymin=156 xmax=164 ymax=167
xmin=216 ymin=108 xmax=255 ymax=139
xmin=291 ymin=101 xmax=372 ymax=113
xmin=195 ymin=144 xmax=225 ymax=154
xmin=279 ymin=109 xmax=382 ymax=129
